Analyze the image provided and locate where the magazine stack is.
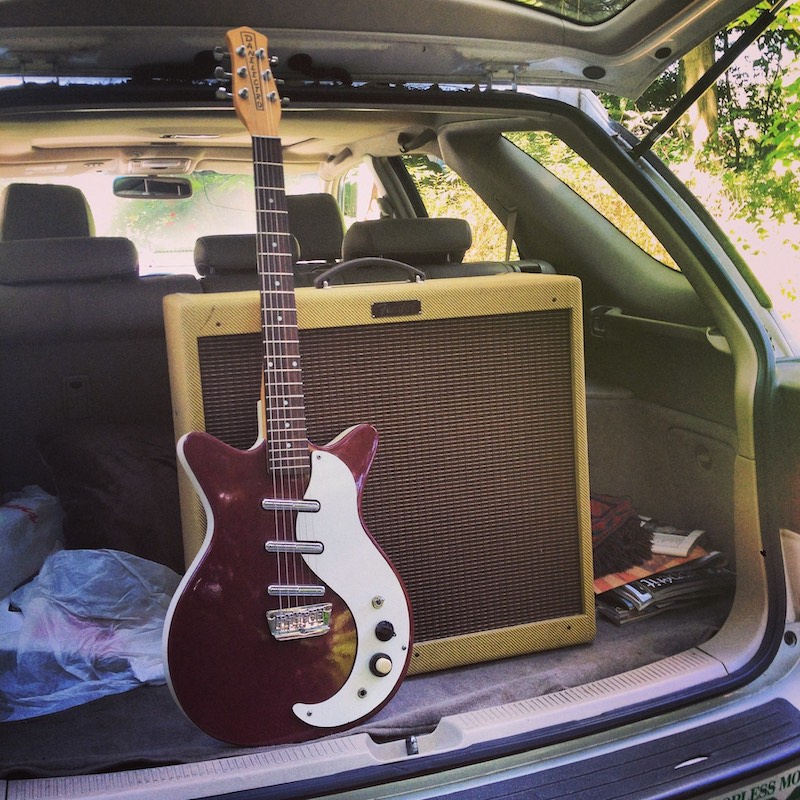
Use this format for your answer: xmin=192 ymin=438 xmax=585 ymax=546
xmin=594 ymin=516 xmax=735 ymax=625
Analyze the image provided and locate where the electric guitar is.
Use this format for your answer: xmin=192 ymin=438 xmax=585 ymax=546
xmin=162 ymin=27 xmax=413 ymax=746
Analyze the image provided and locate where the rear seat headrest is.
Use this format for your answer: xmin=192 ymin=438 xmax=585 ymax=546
xmin=0 ymin=238 xmax=138 ymax=284
xmin=194 ymin=234 xmax=300 ymax=276
xmin=342 ymin=218 xmax=472 ymax=265
xmin=286 ymin=193 xmax=345 ymax=263
xmin=0 ymin=183 xmax=95 ymax=241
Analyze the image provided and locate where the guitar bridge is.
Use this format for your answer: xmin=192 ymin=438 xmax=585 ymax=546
xmin=266 ymin=602 xmax=333 ymax=641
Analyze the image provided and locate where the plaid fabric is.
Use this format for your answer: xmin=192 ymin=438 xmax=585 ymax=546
xmin=591 ymin=494 xmax=653 ymax=578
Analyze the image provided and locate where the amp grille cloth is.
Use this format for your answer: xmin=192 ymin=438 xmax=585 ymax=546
xmin=197 ymin=310 xmax=582 ymax=643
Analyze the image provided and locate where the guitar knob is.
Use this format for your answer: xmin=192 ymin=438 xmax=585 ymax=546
xmin=374 ymin=620 xmax=396 ymax=642
xmin=369 ymin=653 xmax=393 ymax=677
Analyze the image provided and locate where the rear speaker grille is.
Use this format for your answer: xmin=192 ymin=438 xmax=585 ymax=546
xmin=198 ymin=310 xmax=582 ymax=643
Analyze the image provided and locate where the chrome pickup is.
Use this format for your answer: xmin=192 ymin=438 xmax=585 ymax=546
xmin=261 ymin=498 xmax=321 ymax=513
xmin=265 ymin=540 xmax=324 ymax=555
xmin=268 ymin=584 xmax=326 ymax=597
xmin=266 ymin=603 xmax=332 ymax=641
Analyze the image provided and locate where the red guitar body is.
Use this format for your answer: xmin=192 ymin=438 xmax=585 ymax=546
xmin=164 ymin=424 xmax=412 ymax=746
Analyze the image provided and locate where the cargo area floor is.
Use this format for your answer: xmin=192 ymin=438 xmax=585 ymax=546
xmin=0 ymin=595 xmax=733 ymax=780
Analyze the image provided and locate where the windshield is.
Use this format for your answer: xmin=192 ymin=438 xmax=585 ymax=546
xmin=0 ymin=171 xmax=323 ymax=275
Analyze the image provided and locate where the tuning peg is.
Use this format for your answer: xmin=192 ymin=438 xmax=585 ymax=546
xmin=215 ymin=87 xmax=233 ymax=100
xmin=214 ymin=65 xmax=231 ymax=80
xmin=213 ymin=46 xmax=229 ymax=63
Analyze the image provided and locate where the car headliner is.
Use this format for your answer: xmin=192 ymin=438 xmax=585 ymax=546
xmin=0 ymin=0 xmax=761 ymax=98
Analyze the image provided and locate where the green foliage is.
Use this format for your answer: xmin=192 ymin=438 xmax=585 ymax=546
xmin=108 ymin=172 xmax=254 ymax=267
xmin=505 ymin=132 xmax=677 ymax=267
xmin=606 ymin=2 xmax=800 ymax=226
xmin=403 ymin=154 xmax=516 ymax=260
xmin=764 ymin=71 xmax=800 ymax=170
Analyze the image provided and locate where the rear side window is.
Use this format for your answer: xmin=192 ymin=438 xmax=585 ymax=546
xmin=401 ymin=154 xmax=519 ymax=260
xmin=504 ymin=131 xmax=678 ymax=270
xmin=339 ymin=155 xmax=518 ymax=261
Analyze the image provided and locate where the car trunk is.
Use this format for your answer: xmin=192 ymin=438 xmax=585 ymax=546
xmin=0 ymin=349 xmax=741 ymax=781
xmin=0 ymin=86 xmax=770 ymax=795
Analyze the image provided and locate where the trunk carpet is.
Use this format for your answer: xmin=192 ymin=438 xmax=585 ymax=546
xmin=0 ymin=594 xmax=732 ymax=779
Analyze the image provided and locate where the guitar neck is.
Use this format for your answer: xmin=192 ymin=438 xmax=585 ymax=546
xmin=253 ymin=135 xmax=310 ymax=473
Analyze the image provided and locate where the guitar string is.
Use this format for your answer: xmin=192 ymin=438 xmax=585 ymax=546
xmin=257 ymin=135 xmax=313 ymax=612
xmin=256 ymin=137 xmax=286 ymax=611
xmin=266 ymin=136 xmax=293 ymax=612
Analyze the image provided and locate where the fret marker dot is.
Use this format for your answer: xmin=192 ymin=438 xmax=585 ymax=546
xmin=292 ymin=360 xmax=298 ymax=367
xmin=267 ymin=361 xmax=274 ymax=368
xmin=286 ymin=443 xmax=292 ymax=449
xmin=277 ymin=315 xmax=283 ymax=321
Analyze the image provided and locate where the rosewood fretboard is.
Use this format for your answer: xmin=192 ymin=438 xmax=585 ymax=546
xmin=253 ymin=135 xmax=310 ymax=474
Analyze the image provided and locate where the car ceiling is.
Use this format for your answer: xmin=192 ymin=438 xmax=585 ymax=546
xmin=0 ymin=104 xmax=458 ymax=179
xmin=0 ymin=0 xmax=762 ymax=98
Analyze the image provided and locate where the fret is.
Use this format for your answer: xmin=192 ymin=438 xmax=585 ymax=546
xmin=269 ymin=454 xmax=314 ymax=467
xmin=251 ymin=134 xmax=310 ymax=465
xmin=265 ymin=395 xmax=306 ymax=403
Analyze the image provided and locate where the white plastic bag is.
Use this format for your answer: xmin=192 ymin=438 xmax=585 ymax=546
xmin=0 ymin=485 xmax=64 ymax=598
xmin=0 ymin=549 xmax=180 ymax=721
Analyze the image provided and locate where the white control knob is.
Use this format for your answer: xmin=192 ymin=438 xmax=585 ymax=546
xmin=369 ymin=654 xmax=393 ymax=677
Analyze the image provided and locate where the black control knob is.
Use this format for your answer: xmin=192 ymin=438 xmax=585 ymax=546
xmin=370 ymin=653 xmax=393 ymax=677
xmin=374 ymin=620 xmax=396 ymax=642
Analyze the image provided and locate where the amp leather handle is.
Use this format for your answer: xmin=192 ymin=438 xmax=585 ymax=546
xmin=313 ymin=257 xmax=426 ymax=288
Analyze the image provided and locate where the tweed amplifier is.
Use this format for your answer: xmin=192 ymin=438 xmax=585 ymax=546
xmin=163 ymin=273 xmax=594 ymax=674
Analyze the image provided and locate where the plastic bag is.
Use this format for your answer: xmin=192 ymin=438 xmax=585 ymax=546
xmin=0 ymin=549 xmax=180 ymax=721
xmin=0 ymin=485 xmax=64 ymax=598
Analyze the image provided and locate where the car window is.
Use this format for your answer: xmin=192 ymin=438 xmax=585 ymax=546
xmin=0 ymin=171 xmax=323 ymax=275
xmin=500 ymin=0 xmax=634 ymax=25
xmin=339 ymin=161 xmax=386 ymax=226
xmin=504 ymin=131 xmax=679 ymax=270
xmin=401 ymin=154 xmax=519 ymax=261
xmin=339 ymin=155 xmax=517 ymax=261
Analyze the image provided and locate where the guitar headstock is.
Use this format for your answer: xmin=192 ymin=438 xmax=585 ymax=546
xmin=221 ymin=27 xmax=281 ymax=137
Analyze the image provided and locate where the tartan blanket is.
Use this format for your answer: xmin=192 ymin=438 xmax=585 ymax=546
xmin=591 ymin=494 xmax=652 ymax=578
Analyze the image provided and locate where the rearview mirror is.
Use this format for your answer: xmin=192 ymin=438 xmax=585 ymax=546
xmin=113 ymin=176 xmax=193 ymax=199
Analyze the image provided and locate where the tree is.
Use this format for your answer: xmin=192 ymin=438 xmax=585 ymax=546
xmin=679 ymin=38 xmax=718 ymax=150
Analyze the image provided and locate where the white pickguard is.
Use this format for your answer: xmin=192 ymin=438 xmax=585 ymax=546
xmin=291 ymin=443 xmax=411 ymax=728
